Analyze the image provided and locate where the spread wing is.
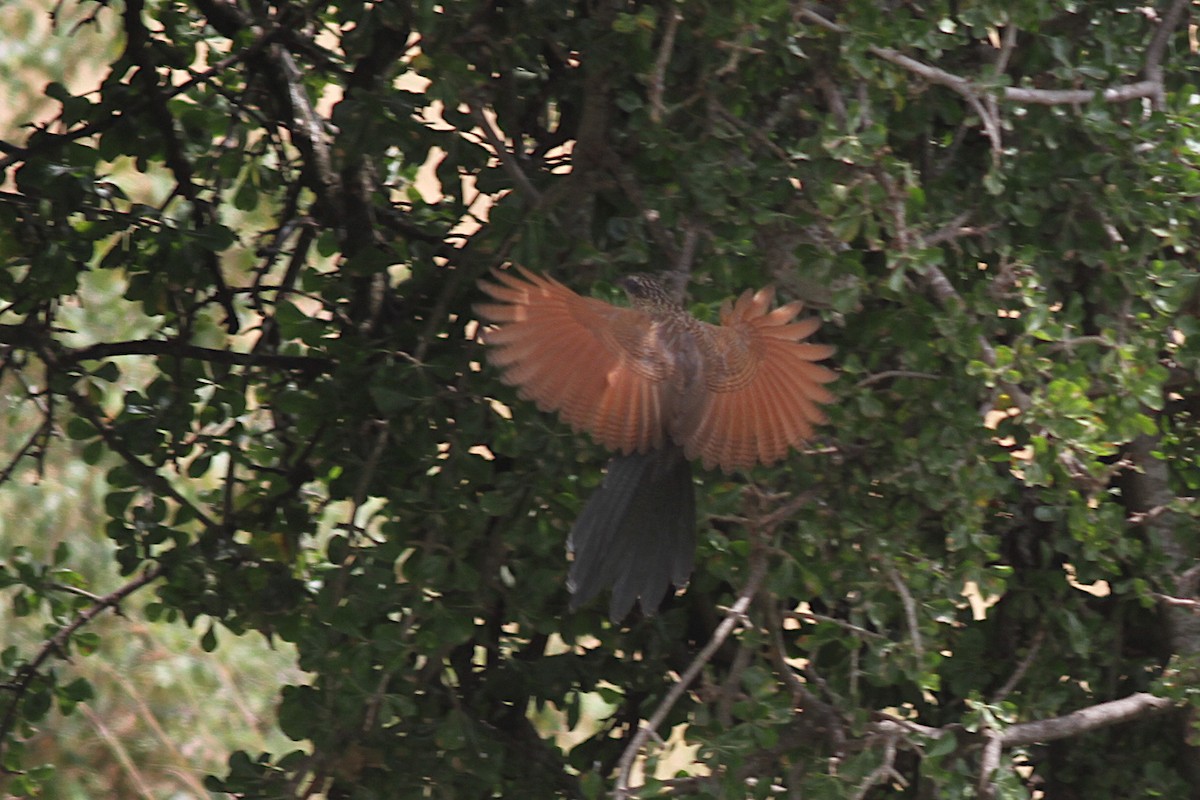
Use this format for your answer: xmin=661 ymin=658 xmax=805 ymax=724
xmin=475 ymin=267 xmax=676 ymax=455
xmin=679 ymin=287 xmax=835 ymax=473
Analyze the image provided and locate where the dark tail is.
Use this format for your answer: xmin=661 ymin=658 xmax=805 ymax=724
xmin=567 ymin=446 xmax=696 ymax=620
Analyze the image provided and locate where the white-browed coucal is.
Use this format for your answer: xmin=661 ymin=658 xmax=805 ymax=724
xmin=476 ymin=267 xmax=834 ymax=619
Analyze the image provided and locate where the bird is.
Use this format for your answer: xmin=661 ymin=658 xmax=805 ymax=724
xmin=475 ymin=266 xmax=835 ymax=619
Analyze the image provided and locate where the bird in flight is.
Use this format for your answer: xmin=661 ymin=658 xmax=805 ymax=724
xmin=476 ymin=266 xmax=835 ymax=619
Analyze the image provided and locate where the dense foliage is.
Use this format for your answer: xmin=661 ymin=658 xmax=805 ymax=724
xmin=2 ymin=1 xmax=1199 ymax=797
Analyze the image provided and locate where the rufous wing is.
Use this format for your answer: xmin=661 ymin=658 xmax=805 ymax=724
xmin=679 ymin=287 xmax=835 ymax=473
xmin=475 ymin=267 xmax=676 ymax=455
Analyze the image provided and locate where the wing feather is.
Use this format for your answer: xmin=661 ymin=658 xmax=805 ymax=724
xmin=476 ymin=267 xmax=674 ymax=454
xmin=681 ymin=291 xmax=836 ymax=472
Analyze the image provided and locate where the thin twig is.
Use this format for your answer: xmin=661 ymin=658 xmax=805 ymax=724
xmin=850 ymin=729 xmax=907 ymax=800
xmin=347 ymin=420 xmax=391 ymax=540
xmin=46 ymin=583 xmax=107 ymax=604
xmin=796 ymin=7 xmax=1173 ymax=111
xmin=716 ymin=639 xmax=753 ymax=727
xmin=767 ymin=610 xmax=812 ymax=703
xmin=613 ymin=546 xmax=770 ymax=797
xmin=0 ymin=29 xmax=276 ymax=173
xmin=0 ymin=414 xmax=52 ymax=486
xmin=611 ymin=160 xmax=680 ymax=263
xmin=76 ymin=704 xmax=158 ymax=799
xmin=992 ymin=628 xmax=1045 ymax=703
xmin=783 ymin=609 xmax=886 ymax=640
xmin=60 ymin=385 xmax=217 ymax=531
xmin=855 ymin=370 xmax=940 ymax=389
xmin=469 ymin=104 xmax=542 ymax=203
xmin=923 ymin=213 xmax=993 ymax=247
xmin=887 ymin=565 xmax=924 ymax=664
xmin=993 ymin=21 xmax=1019 ymax=76
xmin=1126 ymin=500 xmax=1192 ymax=526
xmin=0 ymin=566 xmax=165 ymax=748
xmin=1044 ymin=335 xmax=1111 ymax=353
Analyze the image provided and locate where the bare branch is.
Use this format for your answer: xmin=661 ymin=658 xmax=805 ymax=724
xmin=1044 ymin=335 xmax=1113 ymax=353
xmin=272 ymin=44 xmax=340 ymax=203
xmin=977 ymin=732 xmax=1003 ymax=799
xmin=1126 ymin=502 xmax=1176 ymax=526
xmin=922 ymin=212 xmax=993 ymax=247
xmin=192 ymin=0 xmax=341 ymax=211
xmin=870 ymin=715 xmax=940 ymax=740
xmin=649 ymin=8 xmax=683 ymax=123
xmin=851 ymin=728 xmax=908 ymax=800
xmin=614 ymin=540 xmax=770 ymax=797
xmin=992 ymin=628 xmax=1046 ymax=703
xmin=1001 ymin=692 xmax=1173 ymax=747
xmin=0 ymin=27 xmax=274 ymax=173
xmin=1143 ymin=0 xmax=1190 ymax=108
xmin=916 ymin=262 xmax=1031 ymax=410
xmin=1003 ymin=81 xmax=1161 ymax=106
xmin=1154 ymin=593 xmax=1200 ymax=611
xmin=716 ymin=639 xmax=753 ymax=727
xmin=469 ymin=104 xmax=542 ymax=203
xmin=992 ymin=22 xmax=1018 ymax=76
xmin=784 ymin=609 xmax=886 ymax=640
xmin=611 ymin=159 xmax=681 ymax=263
xmin=796 ymin=7 xmax=1175 ymax=116
xmin=888 ymin=566 xmax=924 ymax=664
xmin=0 ymin=412 xmax=52 ymax=486
xmin=855 ymin=370 xmax=940 ymax=389
xmin=812 ymin=70 xmax=848 ymax=130
xmin=676 ymin=224 xmax=700 ymax=276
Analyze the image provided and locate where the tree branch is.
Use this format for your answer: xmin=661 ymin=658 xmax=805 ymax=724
xmin=468 ymin=104 xmax=542 ymax=203
xmin=649 ymin=8 xmax=682 ymax=123
xmin=1001 ymin=692 xmax=1173 ymax=747
xmin=991 ymin=628 xmax=1045 ymax=703
xmin=55 ymin=338 xmax=333 ymax=373
xmin=797 ymin=6 xmax=1178 ymax=116
xmin=855 ymin=370 xmax=940 ymax=389
xmin=888 ymin=565 xmax=924 ymax=664
xmin=613 ymin=536 xmax=770 ymax=797
xmin=1143 ymin=0 xmax=1190 ymax=109
xmin=851 ymin=727 xmax=907 ymax=799
xmin=191 ymin=0 xmax=342 ymax=218
xmin=976 ymin=732 xmax=1003 ymax=799
xmin=0 ymin=565 xmax=165 ymax=750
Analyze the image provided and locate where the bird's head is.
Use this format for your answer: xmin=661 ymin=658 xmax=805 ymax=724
xmin=616 ymin=273 xmax=681 ymax=310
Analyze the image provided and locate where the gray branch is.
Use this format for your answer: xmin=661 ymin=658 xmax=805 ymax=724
xmin=1001 ymin=692 xmax=1173 ymax=747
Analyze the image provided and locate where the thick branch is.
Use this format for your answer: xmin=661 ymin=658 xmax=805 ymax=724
xmin=871 ymin=692 xmax=1175 ymax=754
xmin=1001 ymin=692 xmax=1173 ymax=747
xmin=1139 ymin=0 xmax=1189 ymax=107
xmin=57 ymin=338 xmax=333 ymax=373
